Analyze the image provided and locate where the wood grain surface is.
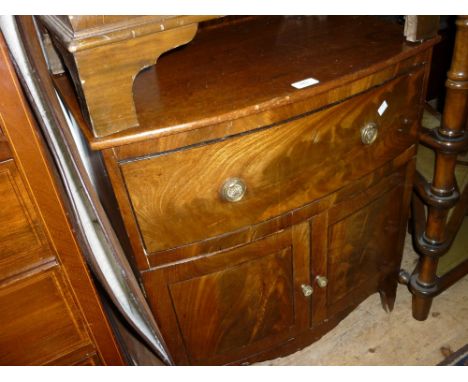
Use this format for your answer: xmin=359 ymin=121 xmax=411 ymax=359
xmin=121 ymin=68 xmax=423 ymax=254
xmin=133 ymin=16 xmax=427 ymax=135
xmin=142 ymin=160 xmax=416 ymax=365
xmin=327 ymin=171 xmax=405 ymax=313
xmin=45 ymin=16 xmax=438 ymax=365
xmin=39 ymin=15 xmax=217 ymax=137
xmin=0 ymin=30 xmax=124 ymax=365
xmin=0 ymin=268 xmax=90 ymax=365
xmin=51 ymin=16 xmax=438 ymax=150
xmin=143 ymin=227 xmax=310 ymax=365
xmin=0 ymin=159 xmax=53 ymax=281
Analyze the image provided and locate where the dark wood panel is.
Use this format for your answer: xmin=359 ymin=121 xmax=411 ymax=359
xmin=327 ymin=171 xmax=407 ymax=313
xmin=143 ymin=228 xmax=310 ymax=365
xmin=121 ymin=68 xmax=423 ymax=254
xmin=0 ymin=267 xmax=91 ymax=365
xmin=170 ymin=248 xmax=295 ymax=362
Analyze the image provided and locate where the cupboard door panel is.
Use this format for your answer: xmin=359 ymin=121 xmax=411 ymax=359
xmin=170 ymin=248 xmax=295 ymax=360
xmin=326 ymin=169 xmax=407 ymax=315
xmin=143 ymin=227 xmax=309 ymax=365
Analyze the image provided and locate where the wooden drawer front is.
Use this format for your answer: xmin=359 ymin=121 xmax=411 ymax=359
xmin=0 ymin=160 xmax=53 ymax=280
xmin=0 ymin=267 xmax=91 ymax=365
xmin=143 ymin=226 xmax=310 ymax=365
xmin=121 ymin=68 xmax=424 ymax=253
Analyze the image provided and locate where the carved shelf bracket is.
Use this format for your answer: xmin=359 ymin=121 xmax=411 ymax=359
xmin=37 ymin=16 xmax=218 ymax=137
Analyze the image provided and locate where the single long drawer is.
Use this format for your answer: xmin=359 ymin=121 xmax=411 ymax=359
xmin=121 ymin=68 xmax=424 ymax=253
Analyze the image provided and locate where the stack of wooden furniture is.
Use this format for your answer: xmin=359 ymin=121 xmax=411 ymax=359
xmin=36 ymin=15 xmax=441 ymax=365
xmin=0 ymin=32 xmax=124 ymax=365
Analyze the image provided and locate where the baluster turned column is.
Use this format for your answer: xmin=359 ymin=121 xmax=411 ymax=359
xmin=410 ymin=16 xmax=468 ymax=320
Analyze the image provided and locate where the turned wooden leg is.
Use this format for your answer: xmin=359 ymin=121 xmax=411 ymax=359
xmin=412 ymin=293 xmax=434 ymax=321
xmin=71 ymin=24 xmax=199 ymax=137
xmin=411 ymin=16 xmax=468 ymax=320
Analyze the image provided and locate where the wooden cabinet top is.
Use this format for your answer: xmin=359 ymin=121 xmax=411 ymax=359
xmin=52 ymin=16 xmax=439 ymax=149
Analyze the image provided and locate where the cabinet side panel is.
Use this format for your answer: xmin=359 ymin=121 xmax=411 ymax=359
xmin=0 ymin=160 xmax=53 ymax=280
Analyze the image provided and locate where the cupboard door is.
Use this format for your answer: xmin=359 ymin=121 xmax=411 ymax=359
xmin=310 ymin=165 xmax=412 ymax=325
xmin=143 ymin=225 xmax=310 ymax=365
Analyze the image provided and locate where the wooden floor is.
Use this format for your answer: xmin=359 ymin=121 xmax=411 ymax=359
xmin=257 ymin=234 xmax=468 ymax=365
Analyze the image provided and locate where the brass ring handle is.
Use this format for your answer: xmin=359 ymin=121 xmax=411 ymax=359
xmin=360 ymin=122 xmax=379 ymax=145
xmin=220 ymin=177 xmax=246 ymax=202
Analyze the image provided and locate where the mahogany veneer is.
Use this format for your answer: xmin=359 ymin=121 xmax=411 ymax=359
xmin=48 ymin=16 xmax=439 ymax=365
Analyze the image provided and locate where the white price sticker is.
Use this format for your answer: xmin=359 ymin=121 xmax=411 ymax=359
xmin=378 ymin=100 xmax=388 ymax=116
xmin=291 ymin=77 xmax=320 ymax=89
